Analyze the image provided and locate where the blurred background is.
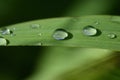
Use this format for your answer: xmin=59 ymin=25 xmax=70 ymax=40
xmin=0 ymin=0 xmax=120 ymax=80
xmin=0 ymin=0 xmax=120 ymax=27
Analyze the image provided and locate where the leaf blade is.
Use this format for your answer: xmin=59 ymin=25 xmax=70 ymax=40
xmin=0 ymin=15 xmax=120 ymax=51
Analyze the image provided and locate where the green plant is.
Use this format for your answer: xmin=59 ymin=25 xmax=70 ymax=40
xmin=0 ymin=0 xmax=120 ymax=80
xmin=0 ymin=15 xmax=120 ymax=51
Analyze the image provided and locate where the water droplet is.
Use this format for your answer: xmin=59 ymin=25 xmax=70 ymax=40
xmin=31 ymin=24 xmax=40 ymax=29
xmin=53 ymin=29 xmax=69 ymax=40
xmin=83 ymin=26 xmax=97 ymax=36
xmin=107 ymin=33 xmax=116 ymax=39
xmin=0 ymin=28 xmax=12 ymax=35
xmin=0 ymin=38 xmax=7 ymax=46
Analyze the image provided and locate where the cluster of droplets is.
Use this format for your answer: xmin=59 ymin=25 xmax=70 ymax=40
xmin=0 ymin=28 xmax=16 ymax=46
xmin=52 ymin=26 xmax=99 ymax=40
xmin=52 ymin=26 xmax=117 ymax=40
xmin=0 ymin=28 xmax=16 ymax=36
xmin=0 ymin=24 xmax=41 ymax=46
xmin=0 ymin=22 xmax=118 ymax=46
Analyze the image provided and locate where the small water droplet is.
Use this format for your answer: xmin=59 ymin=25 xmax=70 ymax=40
xmin=83 ymin=26 xmax=98 ymax=36
xmin=0 ymin=38 xmax=7 ymax=46
xmin=0 ymin=28 xmax=12 ymax=35
xmin=53 ymin=29 xmax=69 ymax=40
xmin=107 ymin=33 xmax=116 ymax=39
xmin=31 ymin=24 xmax=40 ymax=29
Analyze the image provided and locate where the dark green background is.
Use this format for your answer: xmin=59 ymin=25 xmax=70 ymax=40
xmin=0 ymin=0 xmax=120 ymax=27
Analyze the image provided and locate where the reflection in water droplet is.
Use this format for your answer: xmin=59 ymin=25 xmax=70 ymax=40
xmin=83 ymin=26 xmax=97 ymax=36
xmin=0 ymin=38 xmax=7 ymax=46
xmin=0 ymin=28 xmax=12 ymax=35
xmin=31 ymin=24 xmax=40 ymax=29
xmin=107 ymin=33 xmax=116 ymax=39
xmin=53 ymin=29 xmax=69 ymax=40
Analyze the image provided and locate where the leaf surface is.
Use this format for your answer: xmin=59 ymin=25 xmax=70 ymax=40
xmin=0 ymin=15 xmax=120 ymax=51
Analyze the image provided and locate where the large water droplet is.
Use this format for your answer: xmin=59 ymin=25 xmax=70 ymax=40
xmin=0 ymin=38 xmax=7 ymax=46
xmin=0 ymin=28 xmax=12 ymax=35
xmin=31 ymin=24 xmax=40 ymax=29
xmin=83 ymin=26 xmax=98 ymax=36
xmin=107 ymin=33 xmax=116 ymax=39
xmin=53 ymin=29 xmax=69 ymax=40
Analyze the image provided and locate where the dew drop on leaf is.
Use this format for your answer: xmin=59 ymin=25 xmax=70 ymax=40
xmin=53 ymin=29 xmax=69 ymax=40
xmin=107 ymin=33 xmax=116 ymax=39
xmin=0 ymin=38 xmax=7 ymax=46
xmin=31 ymin=24 xmax=40 ymax=29
xmin=83 ymin=26 xmax=98 ymax=36
xmin=0 ymin=28 xmax=13 ymax=35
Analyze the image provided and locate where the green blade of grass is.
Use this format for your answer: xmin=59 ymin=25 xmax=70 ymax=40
xmin=0 ymin=15 xmax=120 ymax=51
